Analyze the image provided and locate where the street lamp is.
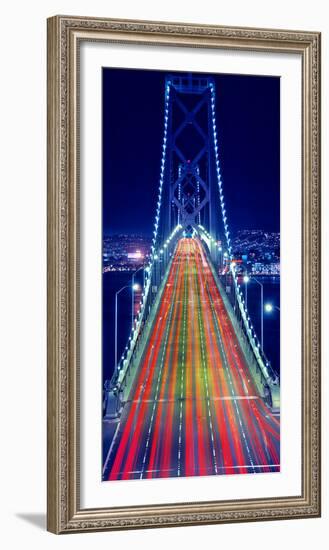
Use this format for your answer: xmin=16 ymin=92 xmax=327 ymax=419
xmin=115 ymin=284 xmax=131 ymax=372
xmin=218 ymin=245 xmax=222 ymax=270
xmin=131 ymin=282 xmax=140 ymax=330
xmin=154 ymin=254 xmax=160 ymax=287
xmin=253 ymin=277 xmax=264 ymax=351
xmin=264 ymin=302 xmax=280 ymax=313
xmin=243 ymin=274 xmax=250 ymax=308
xmin=230 ymin=261 xmax=238 ymax=310
xmin=132 ymin=266 xmax=144 ymax=328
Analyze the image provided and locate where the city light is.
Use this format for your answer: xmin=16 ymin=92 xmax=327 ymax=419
xmin=264 ymin=303 xmax=273 ymax=313
xmin=132 ymin=283 xmax=140 ymax=292
xmin=243 ymin=275 xmax=250 ymax=283
xmin=127 ymin=250 xmax=143 ymax=260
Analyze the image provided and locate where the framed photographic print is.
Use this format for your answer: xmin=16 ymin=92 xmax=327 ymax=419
xmin=47 ymin=15 xmax=321 ymax=533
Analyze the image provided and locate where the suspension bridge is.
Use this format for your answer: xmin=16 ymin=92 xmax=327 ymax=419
xmin=103 ymin=74 xmax=280 ymax=481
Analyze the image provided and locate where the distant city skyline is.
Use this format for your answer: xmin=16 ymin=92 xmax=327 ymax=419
xmin=103 ymin=228 xmax=280 ymax=239
xmin=102 ymin=228 xmax=280 ymax=275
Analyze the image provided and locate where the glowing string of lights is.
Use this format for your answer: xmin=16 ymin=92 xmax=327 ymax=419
xmin=209 ymin=82 xmax=277 ymax=387
xmin=113 ymin=80 xmax=182 ymax=385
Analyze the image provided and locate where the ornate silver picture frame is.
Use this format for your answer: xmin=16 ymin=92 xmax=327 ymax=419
xmin=47 ymin=15 xmax=321 ymax=533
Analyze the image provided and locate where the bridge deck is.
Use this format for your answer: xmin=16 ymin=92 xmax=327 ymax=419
xmin=104 ymin=238 xmax=280 ymax=481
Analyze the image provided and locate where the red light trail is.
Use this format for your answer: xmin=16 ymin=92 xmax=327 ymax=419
xmin=105 ymin=238 xmax=280 ymax=481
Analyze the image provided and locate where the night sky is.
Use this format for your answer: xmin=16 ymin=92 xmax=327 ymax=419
xmin=102 ymin=68 xmax=280 ymax=237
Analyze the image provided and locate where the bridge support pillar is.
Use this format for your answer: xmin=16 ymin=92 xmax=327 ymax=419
xmin=268 ymin=383 xmax=280 ymax=413
xmin=103 ymin=390 xmax=122 ymax=420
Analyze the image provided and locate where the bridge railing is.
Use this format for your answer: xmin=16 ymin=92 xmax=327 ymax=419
xmin=103 ymin=226 xmax=183 ymax=418
xmin=201 ymin=237 xmax=280 ymax=410
xmin=231 ymin=273 xmax=279 ymax=383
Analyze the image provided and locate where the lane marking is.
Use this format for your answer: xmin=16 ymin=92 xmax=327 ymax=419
xmin=203 ymin=250 xmax=256 ymax=473
xmin=102 ymin=339 xmax=159 ymax=477
xmin=114 ymin=463 xmax=281 ymax=477
xmin=140 ymin=244 xmax=184 ymax=479
xmin=129 ymin=395 xmax=259 ymax=404
xmin=177 ymin=251 xmax=188 ymax=476
xmin=195 ymin=246 xmax=218 ymax=475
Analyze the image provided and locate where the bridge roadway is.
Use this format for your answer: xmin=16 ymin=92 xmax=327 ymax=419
xmin=104 ymin=238 xmax=280 ymax=480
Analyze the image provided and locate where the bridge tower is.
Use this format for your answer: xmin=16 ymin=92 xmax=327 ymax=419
xmin=161 ymin=73 xmax=222 ymax=256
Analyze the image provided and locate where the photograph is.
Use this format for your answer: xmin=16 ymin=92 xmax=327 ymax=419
xmin=102 ymin=68 xmax=281 ymax=482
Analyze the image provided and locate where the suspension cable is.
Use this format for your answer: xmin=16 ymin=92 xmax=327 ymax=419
xmin=209 ymin=82 xmax=278 ymax=386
